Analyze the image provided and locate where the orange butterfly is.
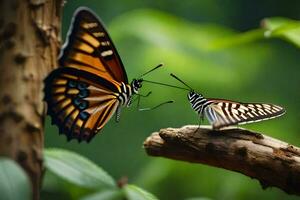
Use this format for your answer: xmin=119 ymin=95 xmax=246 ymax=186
xmin=44 ymin=7 xmax=168 ymax=142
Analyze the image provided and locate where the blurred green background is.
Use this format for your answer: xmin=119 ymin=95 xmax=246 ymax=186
xmin=43 ymin=0 xmax=300 ymax=199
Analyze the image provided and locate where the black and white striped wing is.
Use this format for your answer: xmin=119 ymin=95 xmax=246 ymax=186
xmin=204 ymin=99 xmax=285 ymax=129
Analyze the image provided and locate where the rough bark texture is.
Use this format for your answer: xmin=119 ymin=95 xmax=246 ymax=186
xmin=144 ymin=125 xmax=300 ymax=196
xmin=0 ymin=0 xmax=62 ymax=199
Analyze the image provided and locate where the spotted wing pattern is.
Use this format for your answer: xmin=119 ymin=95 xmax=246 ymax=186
xmin=44 ymin=67 xmax=121 ymax=142
xmin=204 ymin=99 xmax=285 ymax=129
xmin=59 ymin=8 xmax=128 ymax=84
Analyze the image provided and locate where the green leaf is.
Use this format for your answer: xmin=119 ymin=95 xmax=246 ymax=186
xmin=44 ymin=148 xmax=116 ymax=190
xmin=0 ymin=158 xmax=31 ymax=200
xmin=208 ymin=17 xmax=300 ymax=49
xmin=43 ymin=170 xmax=96 ymax=200
xmin=262 ymin=17 xmax=300 ymax=47
xmin=124 ymin=184 xmax=158 ymax=200
xmin=81 ymin=189 xmax=124 ymax=200
xmin=207 ymin=29 xmax=265 ymax=49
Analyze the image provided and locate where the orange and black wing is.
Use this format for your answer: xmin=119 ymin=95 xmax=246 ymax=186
xmin=59 ymin=7 xmax=128 ymax=84
xmin=44 ymin=67 xmax=121 ymax=142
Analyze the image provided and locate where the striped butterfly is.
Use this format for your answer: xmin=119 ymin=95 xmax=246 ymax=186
xmin=168 ymin=73 xmax=286 ymax=129
xmin=44 ymin=7 xmax=170 ymax=142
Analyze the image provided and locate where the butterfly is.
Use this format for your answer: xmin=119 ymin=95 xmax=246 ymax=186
xmin=168 ymin=73 xmax=286 ymax=129
xmin=44 ymin=7 xmax=168 ymax=142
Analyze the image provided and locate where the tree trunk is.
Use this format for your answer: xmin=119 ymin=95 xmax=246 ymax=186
xmin=144 ymin=125 xmax=300 ymax=196
xmin=0 ymin=0 xmax=62 ymax=199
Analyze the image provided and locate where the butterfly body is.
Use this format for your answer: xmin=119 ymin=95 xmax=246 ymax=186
xmin=187 ymin=91 xmax=285 ymax=129
xmin=44 ymin=8 xmax=146 ymax=142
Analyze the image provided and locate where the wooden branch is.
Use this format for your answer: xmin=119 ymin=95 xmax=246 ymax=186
xmin=0 ymin=1 xmax=62 ymax=199
xmin=144 ymin=125 xmax=300 ymax=196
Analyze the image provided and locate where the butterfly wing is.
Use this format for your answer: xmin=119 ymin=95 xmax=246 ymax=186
xmin=59 ymin=7 xmax=128 ymax=84
xmin=44 ymin=8 xmax=130 ymax=142
xmin=204 ymin=99 xmax=285 ymax=129
xmin=44 ymin=67 xmax=121 ymax=142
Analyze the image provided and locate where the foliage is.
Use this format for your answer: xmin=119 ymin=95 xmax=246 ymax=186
xmin=123 ymin=184 xmax=158 ymax=200
xmin=262 ymin=17 xmax=300 ymax=47
xmin=0 ymin=158 xmax=31 ymax=200
xmin=43 ymin=148 xmax=158 ymax=200
xmin=44 ymin=148 xmax=116 ymax=190
xmin=209 ymin=17 xmax=300 ymax=49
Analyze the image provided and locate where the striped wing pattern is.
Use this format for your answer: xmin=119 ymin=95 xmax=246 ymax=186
xmin=59 ymin=8 xmax=128 ymax=84
xmin=44 ymin=67 xmax=121 ymax=142
xmin=204 ymin=99 xmax=285 ymax=129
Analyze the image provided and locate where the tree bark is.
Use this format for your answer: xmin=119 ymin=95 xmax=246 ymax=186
xmin=144 ymin=125 xmax=300 ymax=196
xmin=0 ymin=0 xmax=62 ymax=199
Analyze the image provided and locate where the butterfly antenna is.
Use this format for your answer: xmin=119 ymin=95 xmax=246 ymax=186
xmin=170 ymin=73 xmax=193 ymax=91
xmin=139 ymin=63 xmax=164 ymax=78
xmin=142 ymin=80 xmax=190 ymax=91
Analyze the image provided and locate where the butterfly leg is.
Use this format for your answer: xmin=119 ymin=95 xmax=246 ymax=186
xmin=115 ymin=106 xmax=122 ymax=123
xmin=139 ymin=91 xmax=152 ymax=97
xmin=132 ymin=92 xmax=151 ymax=110
xmin=133 ymin=92 xmax=173 ymax=111
xmin=126 ymin=92 xmax=152 ymax=108
xmin=136 ymin=92 xmax=152 ymax=109
xmin=194 ymin=113 xmax=205 ymax=133
xmin=136 ymin=95 xmax=141 ymax=110
xmin=194 ymin=117 xmax=202 ymax=133
xmin=138 ymin=100 xmax=174 ymax=111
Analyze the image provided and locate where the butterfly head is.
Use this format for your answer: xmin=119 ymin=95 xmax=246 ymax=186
xmin=188 ymin=90 xmax=203 ymax=102
xmin=131 ymin=79 xmax=143 ymax=94
xmin=188 ymin=90 xmax=196 ymax=100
